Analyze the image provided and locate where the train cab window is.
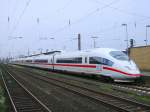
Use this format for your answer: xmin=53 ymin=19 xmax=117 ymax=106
xmin=110 ymin=51 xmax=129 ymax=61
xmin=89 ymin=57 xmax=113 ymax=66
xmin=56 ymin=57 xmax=82 ymax=63
xmin=34 ymin=59 xmax=48 ymax=63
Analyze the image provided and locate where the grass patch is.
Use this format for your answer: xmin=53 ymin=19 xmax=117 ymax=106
xmin=112 ymin=86 xmax=150 ymax=105
xmin=121 ymin=91 xmax=150 ymax=104
xmin=0 ymin=69 xmax=8 ymax=112
xmin=0 ymin=85 xmax=6 ymax=112
xmin=136 ymin=95 xmax=150 ymax=104
xmin=100 ymin=84 xmax=113 ymax=92
xmin=127 ymin=92 xmax=150 ymax=105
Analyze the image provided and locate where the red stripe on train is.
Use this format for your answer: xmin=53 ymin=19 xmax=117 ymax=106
xmin=103 ymin=66 xmax=143 ymax=77
xmin=52 ymin=64 xmax=96 ymax=68
xmin=32 ymin=62 xmax=96 ymax=68
xmin=30 ymin=62 xmax=143 ymax=77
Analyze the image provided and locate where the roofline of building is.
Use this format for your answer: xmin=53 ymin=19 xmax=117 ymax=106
xmin=129 ymin=45 xmax=150 ymax=49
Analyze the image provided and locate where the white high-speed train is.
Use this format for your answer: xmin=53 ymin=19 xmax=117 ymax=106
xmin=11 ymin=48 xmax=143 ymax=82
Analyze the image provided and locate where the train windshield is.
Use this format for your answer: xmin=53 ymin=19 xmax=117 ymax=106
xmin=110 ymin=51 xmax=129 ymax=61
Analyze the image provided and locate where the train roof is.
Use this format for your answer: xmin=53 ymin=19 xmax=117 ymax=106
xmin=56 ymin=48 xmax=120 ymax=58
xmin=62 ymin=48 xmax=119 ymax=54
xmin=13 ymin=48 xmax=122 ymax=61
xmin=34 ymin=54 xmax=53 ymax=59
xmin=26 ymin=50 xmax=61 ymax=57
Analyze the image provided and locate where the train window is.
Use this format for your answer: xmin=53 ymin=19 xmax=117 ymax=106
xmin=102 ymin=58 xmax=114 ymax=66
xmin=110 ymin=51 xmax=129 ymax=61
xmin=56 ymin=57 xmax=82 ymax=63
xmin=34 ymin=59 xmax=48 ymax=63
xmin=89 ymin=57 xmax=102 ymax=64
xmin=89 ymin=57 xmax=113 ymax=66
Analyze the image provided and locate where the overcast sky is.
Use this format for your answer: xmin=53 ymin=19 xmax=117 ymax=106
xmin=0 ymin=0 xmax=150 ymax=58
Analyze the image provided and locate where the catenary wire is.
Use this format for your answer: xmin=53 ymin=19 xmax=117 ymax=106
xmin=50 ymin=0 xmax=120 ymax=35
xmin=9 ymin=0 xmax=32 ymax=38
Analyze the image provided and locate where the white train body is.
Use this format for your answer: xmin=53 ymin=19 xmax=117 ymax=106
xmin=11 ymin=48 xmax=143 ymax=82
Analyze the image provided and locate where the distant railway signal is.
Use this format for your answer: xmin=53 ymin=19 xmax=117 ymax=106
xmin=130 ymin=39 xmax=135 ymax=48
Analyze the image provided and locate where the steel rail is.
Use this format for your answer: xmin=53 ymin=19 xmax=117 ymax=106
xmin=1 ymin=70 xmax=18 ymax=112
xmin=0 ymin=66 xmax=52 ymax=112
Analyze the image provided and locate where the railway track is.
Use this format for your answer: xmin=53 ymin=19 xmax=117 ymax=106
xmin=8 ymin=65 xmax=150 ymax=112
xmin=10 ymin=65 xmax=150 ymax=96
xmin=28 ymin=65 xmax=150 ymax=96
xmin=112 ymin=84 xmax=150 ymax=96
xmin=0 ymin=67 xmax=51 ymax=112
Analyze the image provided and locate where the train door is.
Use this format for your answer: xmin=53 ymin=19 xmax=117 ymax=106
xmin=85 ymin=57 xmax=87 ymax=64
xmin=85 ymin=56 xmax=92 ymax=73
xmin=82 ymin=56 xmax=88 ymax=73
xmin=85 ymin=56 xmax=89 ymax=64
xmin=52 ymin=55 xmax=55 ymax=70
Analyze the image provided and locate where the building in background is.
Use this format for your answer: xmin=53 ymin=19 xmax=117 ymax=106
xmin=129 ymin=46 xmax=150 ymax=71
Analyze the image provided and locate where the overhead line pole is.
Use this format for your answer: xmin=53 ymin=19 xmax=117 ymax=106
xmin=91 ymin=36 xmax=98 ymax=48
xmin=78 ymin=34 xmax=81 ymax=50
xmin=122 ymin=24 xmax=128 ymax=55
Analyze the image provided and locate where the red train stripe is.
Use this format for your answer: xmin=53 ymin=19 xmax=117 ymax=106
xmin=52 ymin=64 xmax=96 ymax=68
xmin=31 ymin=62 xmax=143 ymax=77
xmin=32 ymin=62 xmax=96 ymax=68
xmin=103 ymin=66 xmax=143 ymax=77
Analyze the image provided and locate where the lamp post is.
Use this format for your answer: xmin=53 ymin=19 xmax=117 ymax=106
xmin=145 ymin=25 xmax=150 ymax=46
xmin=91 ymin=36 xmax=98 ymax=48
xmin=122 ymin=24 xmax=128 ymax=54
xmin=9 ymin=36 xmax=23 ymax=40
xmin=49 ymin=37 xmax=54 ymax=39
xmin=15 ymin=36 xmax=23 ymax=39
xmin=71 ymin=33 xmax=81 ymax=50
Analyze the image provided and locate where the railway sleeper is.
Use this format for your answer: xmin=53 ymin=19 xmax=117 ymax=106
xmin=17 ymin=106 xmax=38 ymax=110
xmin=18 ymin=108 xmax=43 ymax=112
xmin=127 ymin=107 xmax=143 ymax=112
xmin=14 ymin=100 xmax=35 ymax=104
xmin=15 ymin=103 xmax=37 ymax=107
xmin=12 ymin=96 xmax=31 ymax=100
